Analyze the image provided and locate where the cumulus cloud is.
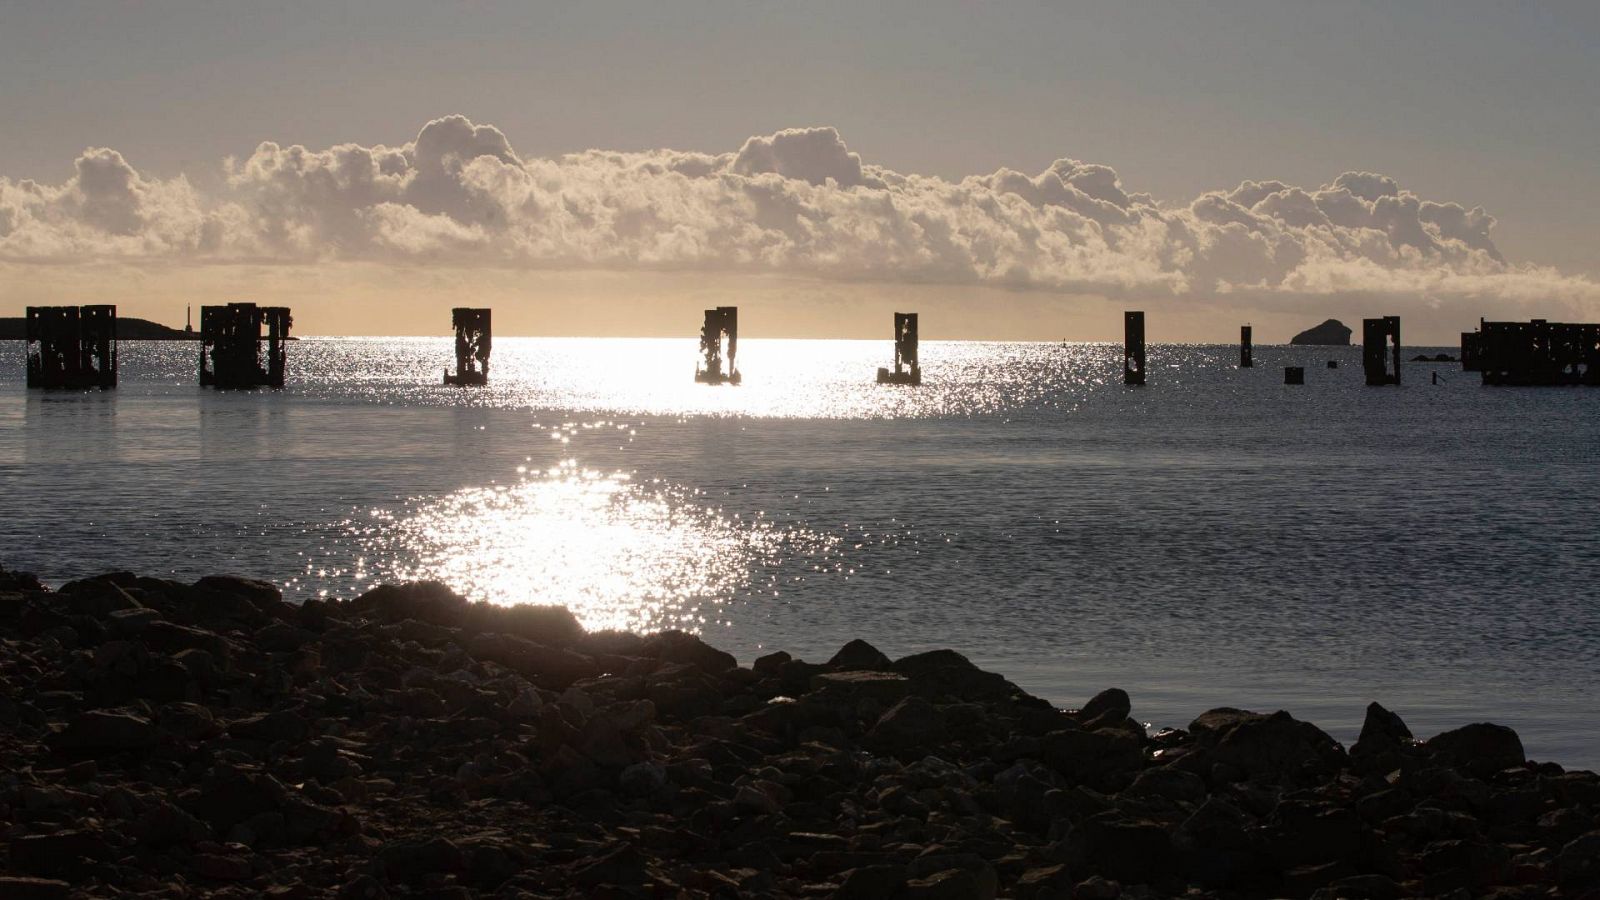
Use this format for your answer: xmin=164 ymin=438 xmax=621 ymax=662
xmin=0 ymin=115 xmax=1592 ymax=310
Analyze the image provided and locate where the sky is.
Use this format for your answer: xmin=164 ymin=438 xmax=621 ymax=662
xmin=1 ymin=0 xmax=1597 ymax=342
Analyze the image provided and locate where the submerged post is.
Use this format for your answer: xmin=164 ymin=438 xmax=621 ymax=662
xmin=1124 ymin=311 xmax=1146 ymax=385
xmin=694 ymin=306 xmax=740 ymax=384
xmin=1362 ymin=316 xmax=1401 ymax=386
xmin=1240 ymin=325 xmax=1253 ymax=368
xmin=24 ymin=305 xmax=118 ymax=389
xmin=877 ymin=311 xmax=922 ymax=384
xmin=1284 ymin=366 xmax=1304 ymax=385
xmin=444 ymin=307 xmax=492 ymax=386
xmin=199 ymin=302 xmax=292 ymax=388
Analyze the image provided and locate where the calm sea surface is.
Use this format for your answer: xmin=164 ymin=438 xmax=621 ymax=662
xmin=2 ymin=337 xmax=1597 ymax=767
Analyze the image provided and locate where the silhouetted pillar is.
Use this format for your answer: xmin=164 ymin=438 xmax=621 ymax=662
xmin=1124 ymin=311 xmax=1145 ymax=385
xmin=200 ymin=302 xmax=291 ymax=388
xmin=695 ymin=306 xmax=740 ymax=384
xmin=1284 ymin=366 xmax=1304 ymax=384
xmin=1362 ymin=316 xmax=1401 ymax=386
xmin=877 ymin=311 xmax=922 ymax=384
xmin=1240 ymin=325 xmax=1253 ymax=368
xmin=25 ymin=305 xmax=117 ymax=389
xmin=445 ymin=307 xmax=492 ymax=386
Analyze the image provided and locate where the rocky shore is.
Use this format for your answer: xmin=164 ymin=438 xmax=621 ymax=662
xmin=1 ymin=566 xmax=1597 ymax=899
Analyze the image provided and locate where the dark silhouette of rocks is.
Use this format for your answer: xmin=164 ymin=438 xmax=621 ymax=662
xmin=0 ymin=562 xmax=1597 ymax=898
xmin=1290 ymin=319 xmax=1353 ymax=346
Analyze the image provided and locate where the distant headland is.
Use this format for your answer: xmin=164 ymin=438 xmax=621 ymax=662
xmin=0 ymin=317 xmax=197 ymax=341
xmin=1290 ymin=318 xmax=1353 ymax=346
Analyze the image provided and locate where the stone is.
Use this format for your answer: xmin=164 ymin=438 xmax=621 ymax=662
xmin=753 ymin=650 xmax=791 ymax=677
xmin=904 ymin=866 xmax=998 ymax=900
xmin=1040 ymin=728 xmax=1143 ymax=782
xmin=1016 ymin=864 xmax=1074 ymax=899
xmin=836 ymin=864 xmax=908 ymax=899
xmin=619 ymin=761 xmax=668 ymax=797
xmin=1078 ymin=688 xmax=1131 ymax=724
xmin=0 ymin=877 xmax=71 ymax=900
xmin=8 ymin=830 xmax=111 ymax=876
xmin=1351 ymin=701 xmax=1413 ymax=757
xmin=814 ymin=670 xmax=913 ymax=704
xmin=828 ymin=639 xmax=892 ymax=670
xmin=867 ymin=696 xmax=947 ymax=758
xmin=195 ymin=852 xmax=255 ymax=881
xmin=1202 ymin=709 xmax=1346 ymax=780
xmin=229 ymin=709 xmax=309 ymax=744
xmin=1069 ymin=813 xmax=1175 ymax=882
xmin=1426 ymin=722 xmax=1526 ymax=774
xmin=51 ymin=709 xmax=159 ymax=753
xmin=572 ymin=844 xmax=648 ymax=887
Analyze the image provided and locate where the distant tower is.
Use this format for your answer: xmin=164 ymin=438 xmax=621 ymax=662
xmin=186 ymin=305 xmax=193 ymax=334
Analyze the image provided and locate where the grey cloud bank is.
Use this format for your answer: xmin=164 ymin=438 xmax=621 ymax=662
xmin=0 ymin=115 xmax=1592 ymax=313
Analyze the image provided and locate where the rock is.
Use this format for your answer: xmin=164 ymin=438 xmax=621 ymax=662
xmin=1016 ymin=864 xmax=1074 ymax=899
xmin=0 ymin=877 xmax=71 ymax=900
xmin=1556 ymin=831 xmax=1600 ymax=888
xmin=195 ymin=851 xmax=255 ymax=881
xmin=1291 ymin=319 xmax=1353 ymax=345
xmin=1351 ymin=701 xmax=1413 ymax=764
xmin=836 ymin=864 xmax=908 ymax=900
xmin=1068 ymin=812 xmax=1175 ymax=883
xmin=51 ymin=709 xmax=159 ymax=753
xmin=1426 ymin=722 xmax=1525 ymax=774
xmin=378 ymin=838 xmax=464 ymax=881
xmin=905 ymin=866 xmax=999 ymax=900
xmin=1040 ymin=728 xmax=1144 ymax=782
xmin=619 ymin=761 xmax=668 ymax=797
xmin=8 ymin=830 xmax=111 ymax=876
xmin=753 ymin=650 xmax=791 ymax=677
xmin=229 ymin=708 xmax=309 ymax=744
xmin=1123 ymin=766 xmax=1207 ymax=806
xmin=572 ymin=843 xmax=648 ymax=887
xmin=1078 ymin=688 xmax=1131 ymax=724
xmin=867 ymin=696 xmax=946 ymax=758
xmin=814 ymin=669 xmax=912 ymax=704
xmin=1072 ymin=876 xmax=1121 ymax=900
xmin=642 ymin=630 xmax=737 ymax=673
xmin=195 ymin=574 xmax=283 ymax=608
xmin=892 ymin=649 xmax=1016 ymax=701
xmin=828 ymin=639 xmax=892 ymax=670
xmin=1198 ymin=709 xmax=1346 ymax=781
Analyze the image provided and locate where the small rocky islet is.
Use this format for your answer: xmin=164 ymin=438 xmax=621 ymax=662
xmin=1 ymin=566 xmax=1597 ymax=899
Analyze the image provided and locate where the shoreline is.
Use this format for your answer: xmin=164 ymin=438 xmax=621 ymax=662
xmin=1 ymin=565 xmax=1598 ymax=898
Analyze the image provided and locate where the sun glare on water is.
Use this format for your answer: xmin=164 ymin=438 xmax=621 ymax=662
xmin=367 ymin=460 xmax=818 ymax=633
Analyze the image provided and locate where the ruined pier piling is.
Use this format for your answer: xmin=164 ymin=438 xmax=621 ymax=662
xmin=1472 ymin=318 xmax=1600 ymax=386
xmin=199 ymin=303 xmax=291 ymax=388
xmin=444 ymin=307 xmax=491 ymax=386
xmin=1240 ymin=324 xmax=1253 ymax=368
xmin=1124 ymin=311 xmax=1145 ymax=385
xmin=694 ymin=306 xmax=740 ymax=385
xmin=876 ymin=312 xmax=921 ymax=385
xmin=1363 ymin=315 xmax=1401 ymax=386
xmin=24 ymin=305 xmax=117 ymax=389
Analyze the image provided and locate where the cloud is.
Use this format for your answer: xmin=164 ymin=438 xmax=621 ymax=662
xmin=0 ymin=115 xmax=1593 ymax=313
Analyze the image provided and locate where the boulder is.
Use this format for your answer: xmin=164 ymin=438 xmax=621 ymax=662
xmin=828 ymin=639 xmax=892 ymax=670
xmin=1425 ymin=722 xmax=1525 ymax=775
xmin=1351 ymin=701 xmax=1413 ymax=758
xmin=51 ymin=710 xmax=159 ymax=753
xmin=867 ymin=696 xmax=947 ymax=758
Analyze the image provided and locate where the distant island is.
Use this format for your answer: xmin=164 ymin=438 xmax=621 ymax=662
xmin=0 ymin=317 xmax=197 ymax=341
xmin=1290 ymin=318 xmax=1353 ymax=345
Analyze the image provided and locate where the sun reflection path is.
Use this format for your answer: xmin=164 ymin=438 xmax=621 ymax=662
xmin=367 ymin=460 xmax=832 ymax=634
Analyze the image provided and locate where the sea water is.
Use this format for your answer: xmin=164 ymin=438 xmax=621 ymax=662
xmin=2 ymin=337 xmax=1597 ymax=766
